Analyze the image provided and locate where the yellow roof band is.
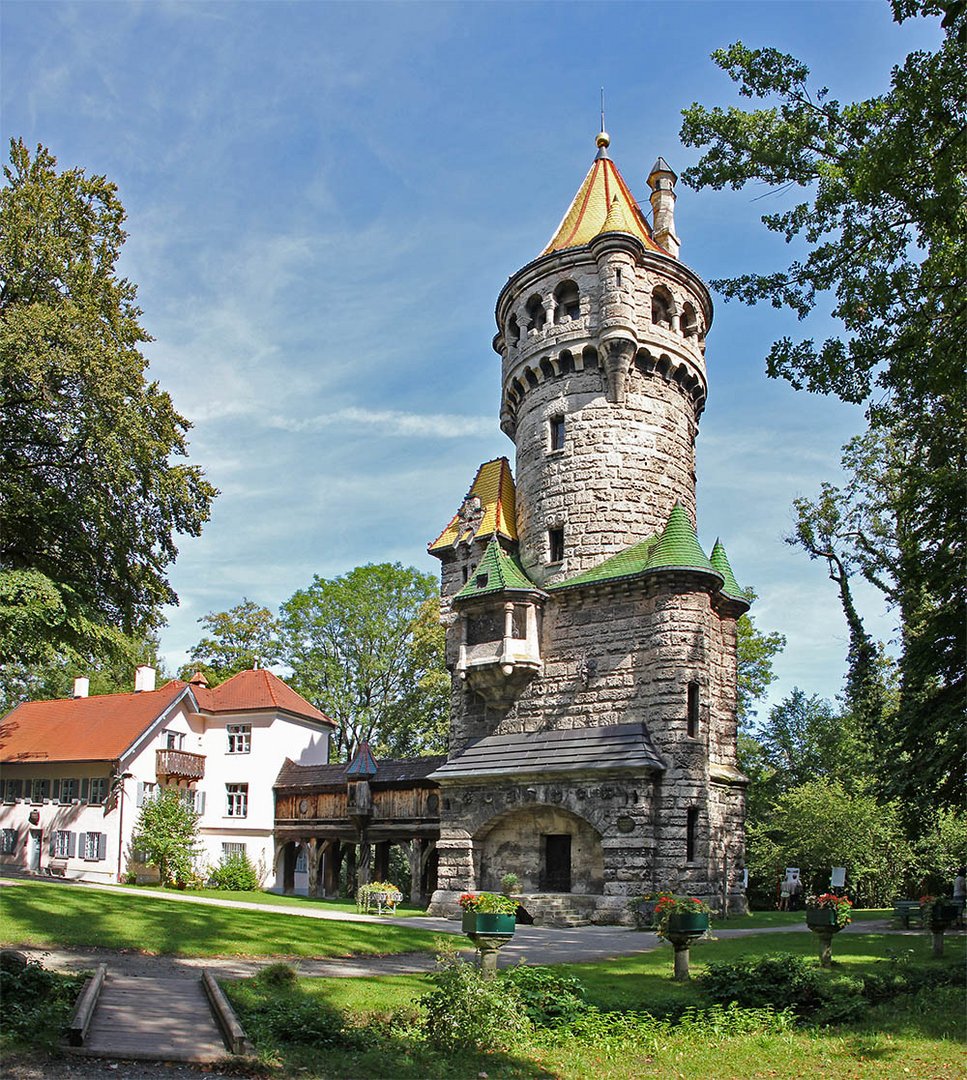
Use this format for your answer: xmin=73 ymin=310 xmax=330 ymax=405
xmin=429 ymin=458 xmax=518 ymax=552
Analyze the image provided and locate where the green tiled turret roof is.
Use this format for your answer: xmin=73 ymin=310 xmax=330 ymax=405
xmin=647 ymin=503 xmax=716 ymax=571
xmin=546 ymin=534 xmax=660 ymax=590
xmin=454 ymin=537 xmax=540 ymax=601
xmin=709 ymin=539 xmax=745 ymax=601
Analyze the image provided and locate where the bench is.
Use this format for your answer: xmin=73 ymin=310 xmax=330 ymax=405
xmin=46 ymin=859 xmax=68 ymax=878
xmin=893 ymin=900 xmax=921 ymax=929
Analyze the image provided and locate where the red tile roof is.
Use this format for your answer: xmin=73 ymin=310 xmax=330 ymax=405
xmin=0 ymin=669 xmax=333 ymax=765
xmin=0 ymin=681 xmax=187 ymax=764
xmin=193 ymin=669 xmax=334 ymax=726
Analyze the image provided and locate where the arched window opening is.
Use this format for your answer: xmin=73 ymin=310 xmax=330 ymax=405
xmin=651 ymin=286 xmax=673 ymax=328
xmin=553 ymin=280 xmax=580 ymax=323
xmin=525 ymin=294 xmax=546 ymax=332
xmin=681 ymin=302 xmax=698 ymax=338
xmin=634 ymin=348 xmax=654 ymax=376
xmin=687 ymin=682 xmax=699 ymax=738
xmin=581 ymin=345 xmax=599 ymax=370
xmin=507 ymin=313 xmax=521 ymax=345
xmin=525 ymin=367 xmax=539 ymax=389
xmin=540 ymin=357 xmax=555 ymax=380
xmin=558 ymin=350 xmax=574 ymax=374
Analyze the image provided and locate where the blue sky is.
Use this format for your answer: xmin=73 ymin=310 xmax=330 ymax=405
xmin=2 ymin=1 xmax=942 ymax=717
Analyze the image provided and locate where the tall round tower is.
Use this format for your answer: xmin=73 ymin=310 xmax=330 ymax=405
xmin=493 ymin=134 xmax=711 ymax=584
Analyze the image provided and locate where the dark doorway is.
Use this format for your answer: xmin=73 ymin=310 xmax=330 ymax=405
xmin=541 ymin=834 xmax=572 ymax=892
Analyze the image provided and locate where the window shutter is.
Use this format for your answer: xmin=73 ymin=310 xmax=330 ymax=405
xmin=78 ymin=832 xmax=87 ymax=858
xmin=80 ymin=778 xmax=89 ymax=802
xmin=197 ymin=790 xmax=206 ymax=815
xmin=68 ymin=832 xmax=77 ymax=858
xmin=49 ymin=832 xmax=56 ymax=855
xmin=136 ymin=782 xmax=144 ymax=808
xmin=96 ymin=833 xmax=107 ymax=861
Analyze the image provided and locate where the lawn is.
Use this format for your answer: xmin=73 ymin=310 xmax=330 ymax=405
xmin=218 ymin=932 xmax=966 ymax=1078
xmin=715 ymin=907 xmax=890 ymax=929
xmin=0 ymin=878 xmax=443 ymax=958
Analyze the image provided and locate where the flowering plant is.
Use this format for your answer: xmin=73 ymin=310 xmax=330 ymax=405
xmin=919 ymin=894 xmax=935 ymax=905
xmin=652 ymin=893 xmax=712 ymax=940
xmin=476 ymin=891 xmax=519 ymax=915
xmin=458 ymin=892 xmax=480 ymax=911
xmin=806 ymin=892 xmax=853 ymax=928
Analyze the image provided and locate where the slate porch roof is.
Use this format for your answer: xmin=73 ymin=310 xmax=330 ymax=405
xmin=276 ymin=755 xmax=447 ymax=792
xmin=430 ymin=723 xmax=665 ymax=781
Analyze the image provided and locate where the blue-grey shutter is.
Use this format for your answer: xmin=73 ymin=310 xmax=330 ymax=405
xmin=96 ymin=833 xmax=106 ymax=861
xmin=48 ymin=832 xmax=56 ymax=855
xmin=197 ymin=790 xmax=205 ymax=815
xmin=78 ymin=832 xmax=87 ymax=859
xmin=136 ymin=782 xmax=144 ymax=808
xmin=68 ymin=832 xmax=77 ymax=857
xmin=80 ymin=778 xmax=89 ymax=802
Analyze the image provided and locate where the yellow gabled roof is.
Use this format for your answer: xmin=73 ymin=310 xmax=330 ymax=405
xmin=428 ymin=458 xmax=518 ymax=553
xmin=542 ymin=145 xmax=666 ymax=257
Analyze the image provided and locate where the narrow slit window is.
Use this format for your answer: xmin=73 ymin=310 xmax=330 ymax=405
xmin=548 ymin=527 xmax=564 ymax=564
xmin=687 ymin=682 xmax=699 ymax=738
xmin=686 ymin=808 xmax=698 ymax=863
xmin=549 ymin=414 xmax=565 ymax=452
xmin=615 ymin=268 xmax=622 ymax=287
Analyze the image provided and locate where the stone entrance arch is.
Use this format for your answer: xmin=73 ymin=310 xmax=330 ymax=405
xmin=474 ymin=805 xmax=604 ymax=894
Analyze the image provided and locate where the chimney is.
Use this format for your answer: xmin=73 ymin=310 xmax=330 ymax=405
xmin=134 ymin=666 xmax=156 ymax=693
xmin=72 ymin=677 xmax=90 ymax=699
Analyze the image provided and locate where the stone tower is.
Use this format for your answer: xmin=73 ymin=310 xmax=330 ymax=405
xmin=427 ymin=133 xmax=749 ymax=924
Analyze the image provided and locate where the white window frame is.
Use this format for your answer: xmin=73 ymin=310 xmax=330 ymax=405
xmin=82 ymin=832 xmax=103 ymax=861
xmin=53 ymin=830 xmax=72 ymax=858
xmin=221 ymin=842 xmax=246 ymax=862
xmin=58 ymin=778 xmax=79 ymax=802
xmin=88 ymin=777 xmax=107 ymax=805
xmin=225 ymin=783 xmax=248 ymax=818
xmin=227 ymin=724 xmax=251 ymax=755
xmin=163 ymin=729 xmax=185 ymax=750
xmin=1 ymin=829 xmax=17 ymax=854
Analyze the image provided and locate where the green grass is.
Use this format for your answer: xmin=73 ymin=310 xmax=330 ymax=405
xmin=217 ymin=933 xmax=966 ymax=1078
xmin=716 ymin=908 xmax=890 ymax=929
xmin=112 ymin=881 xmax=430 ymax=917
xmin=0 ymin=878 xmax=443 ymax=958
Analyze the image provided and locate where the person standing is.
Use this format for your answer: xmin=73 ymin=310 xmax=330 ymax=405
xmin=953 ymin=867 xmax=965 ymax=928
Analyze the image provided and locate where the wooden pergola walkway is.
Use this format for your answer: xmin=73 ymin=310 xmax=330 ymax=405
xmin=71 ymin=969 xmax=241 ymax=1063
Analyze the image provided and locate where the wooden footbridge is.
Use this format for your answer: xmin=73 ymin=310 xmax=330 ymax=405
xmin=69 ymin=963 xmax=251 ymax=1063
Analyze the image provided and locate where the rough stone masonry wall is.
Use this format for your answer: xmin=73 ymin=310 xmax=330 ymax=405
xmin=512 ymin=366 xmax=699 ymax=586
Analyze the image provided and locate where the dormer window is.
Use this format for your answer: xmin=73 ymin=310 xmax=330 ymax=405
xmin=549 ymin=414 xmax=565 ymax=452
xmin=475 ymin=573 xmax=489 ymax=589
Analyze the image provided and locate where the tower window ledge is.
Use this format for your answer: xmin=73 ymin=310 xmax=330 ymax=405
xmin=544 ymin=448 xmax=565 ymax=459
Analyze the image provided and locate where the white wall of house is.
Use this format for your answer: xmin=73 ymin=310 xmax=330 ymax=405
xmin=0 ymin=696 xmax=331 ymax=889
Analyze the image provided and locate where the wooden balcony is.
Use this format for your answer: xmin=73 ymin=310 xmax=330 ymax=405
xmin=156 ymin=748 xmax=205 ymax=781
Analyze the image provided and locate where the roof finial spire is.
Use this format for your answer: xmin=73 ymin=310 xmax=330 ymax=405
xmin=595 ymin=88 xmax=610 ymax=159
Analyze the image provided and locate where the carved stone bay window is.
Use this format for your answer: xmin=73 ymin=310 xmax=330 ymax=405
xmin=453 ymin=537 xmax=545 ymax=709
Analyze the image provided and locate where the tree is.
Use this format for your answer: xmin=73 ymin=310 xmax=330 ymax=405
xmin=735 ymin=598 xmax=786 ymax=725
xmin=131 ymin=788 xmax=201 ymax=887
xmin=746 ymin=778 xmax=911 ymax=907
xmin=178 ymin=598 xmax=281 ymax=686
xmin=680 ymin=2 xmax=965 ymax=812
xmin=0 ymin=139 xmax=217 ymax=666
xmin=280 ymin=563 xmax=447 ymax=761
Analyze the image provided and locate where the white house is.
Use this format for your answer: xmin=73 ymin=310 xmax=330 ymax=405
xmin=0 ymin=666 xmax=334 ymax=887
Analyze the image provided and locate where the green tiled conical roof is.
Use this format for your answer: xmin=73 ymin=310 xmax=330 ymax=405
xmin=454 ymin=537 xmax=539 ymax=601
xmin=647 ymin=503 xmax=715 ymax=571
xmin=709 ymin=539 xmax=745 ymax=600
xmin=547 ymin=534 xmax=660 ymax=590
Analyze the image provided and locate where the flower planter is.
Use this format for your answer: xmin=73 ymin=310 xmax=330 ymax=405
xmin=806 ymin=909 xmax=841 ymax=930
xmin=470 ymin=913 xmax=516 ymax=936
xmin=461 ymin=911 xmax=477 ymax=933
xmin=666 ymin=912 xmax=709 ymax=935
xmin=927 ymin=902 xmax=959 ymax=930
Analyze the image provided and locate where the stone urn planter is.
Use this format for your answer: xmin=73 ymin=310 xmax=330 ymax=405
xmin=806 ymin=908 xmax=840 ymax=930
xmin=667 ymin=912 xmax=710 ymax=936
xmin=459 ymin=893 xmax=518 ymax=975
xmin=805 ymin=894 xmax=852 ymax=967
xmin=654 ymin=895 xmax=713 ymax=982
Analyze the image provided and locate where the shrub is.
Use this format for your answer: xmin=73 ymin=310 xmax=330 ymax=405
xmin=420 ymin=943 xmax=530 ymax=1050
xmin=499 ymin=964 xmax=590 ymax=1027
xmin=208 ymin=852 xmax=260 ymax=891
xmin=0 ymin=956 xmax=84 ymax=1047
xmin=255 ymin=962 xmax=298 ymax=989
xmin=228 ymin=980 xmax=362 ymax=1051
xmin=701 ymin=952 xmax=824 ymax=1016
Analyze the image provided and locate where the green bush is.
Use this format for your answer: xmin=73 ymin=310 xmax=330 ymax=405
xmin=701 ymin=952 xmax=825 ymax=1016
xmin=208 ymin=852 xmax=260 ymax=891
xmin=0 ymin=956 xmax=84 ymax=1047
xmin=228 ymin=981 xmax=362 ymax=1051
xmin=555 ymin=1002 xmax=793 ymax=1047
xmin=499 ymin=964 xmax=590 ymax=1027
xmin=255 ymin=962 xmax=298 ymax=989
xmin=420 ymin=944 xmax=530 ymax=1050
